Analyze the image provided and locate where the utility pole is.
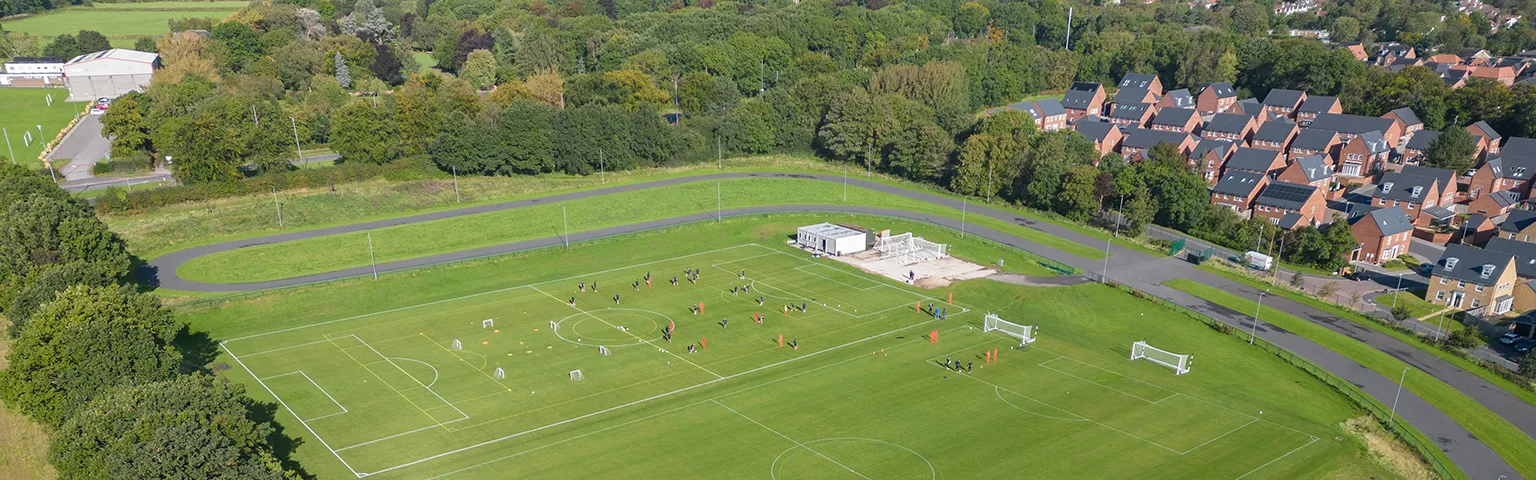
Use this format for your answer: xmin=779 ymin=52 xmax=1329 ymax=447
xmin=367 ymin=232 xmax=378 ymax=280
xmin=961 ymin=198 xmax=967 ymax=239
xmin=1388 ymin=367 xmax=1408 ymax=427
xmin=271 ymin=187 xmax=283 ymax=227
xmin=842 ymin=164 xmax=847 ymax=202
xmin=452 ymin=166 xmax=460 ymax=203
xmin=1393 ymin=273 xmax=1405 ymax=310
xmin=1250 ymin=291 xmax=1267 ymax=344
xmin=289 ymin=117 xmax=304 ymax=165
xmin=1272 ymin=236 xmax=1285 ymax=286
xmin=1065 ymin=8 xmax=1074 ymax=50
xmin=562 ymin=206 xmax=569 ymax=248
xmin=717 ymin=136 xmax=722 ymax=169
xmin=987 ymin=163 xmax=993 ymax=203
xmin=717 ymin=181 xmax=722 ymax=222
xmin=600 ymin=149 xmax=605 ymax=184
xmin=3 ymin=128 xmax=13 ymax=164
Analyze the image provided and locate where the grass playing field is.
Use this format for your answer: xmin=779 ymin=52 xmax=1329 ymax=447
xmin=0 ymin=88 xmax=80 ymax=169
xmin=0 ymin=2 xmax=246 ymax=38
xmin=186 ymin=215 xmax=1403 ymax=479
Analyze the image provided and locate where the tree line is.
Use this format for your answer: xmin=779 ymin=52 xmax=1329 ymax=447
xmin=0 ymin=162 xmax=301 ymax=478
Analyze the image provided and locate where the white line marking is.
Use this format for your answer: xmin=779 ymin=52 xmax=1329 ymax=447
xmin=1233 ymin=436 xmax=1320 ymax=479
xmin=1036 ymin=357 xmax=1176 ymax=404
xmin=221 ymin=343 xmax=362 ymax=478
xmin=1181 ymin=418 xmax=1258 ymax=455
xmin=336 ymin=417 xmax=471 ymax=452
xmin=243 ymin=338 xmax=337 ymax=357
xmin=530 ymin=285 xmax=724 ymax=379
xmin=713 ymin=400 xmax=871 ymax=480
xmin=388 ymin=357 xmax=441 ymax=388
xmin=348 ymin=335 xmax=469 ymax=421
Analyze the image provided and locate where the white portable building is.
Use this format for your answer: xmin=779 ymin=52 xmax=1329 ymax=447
xmin=797 ymin=223 xmax=866 ymax=255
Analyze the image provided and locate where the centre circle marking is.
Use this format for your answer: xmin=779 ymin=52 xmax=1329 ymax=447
xmin=555 ymin=308 xmax=674 ymax=347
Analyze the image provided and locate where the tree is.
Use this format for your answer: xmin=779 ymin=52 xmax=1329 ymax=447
xmin=153 ymin=34 xmax=220 ymax=84
xmin=954 ymin=2 xmax=991 ymax=39
xmin=1290 ymin=270 xmax=1304 ymax=289
xmin=101 ymin=92 xmax=152 ymax=156
xmin=718 ymin=99 xmax=776 ymax=154
xmin=394 ymin=74 xmax=444 ymax=155
xmin=42 ymin=34 xmax=78 ymax=59
xmin=526 ymin=69 xmax=566 ymax=108
xmin=0 ymin=195 xmax=130 ymax=282
xmin=133 ymin=37 xmax=158 ymax=53
xmin=211 ymin=21 xmax=264 ymax=72
xmin=51 ymin=375 xmax=290 ymax=479
xmin=1423 ymin=127 xmax=1479 ymax=174
xmin=0 ymin=285 xmax=180 ymax=427
xmin=1517 ymin=349 xmax=1536 ymax=380
xmin=1330 ymin=17 xmax=1362 ymax=43
xmin=888 ymin=123 xmax=953 ymax=182
xmin=1317 ymin=281 xmax=1339 ymax=303
xmin=75 ymin=30 xmax=109 ymax=54
xmin=331 ymin=102 xmax=396 ymax=164
xmin=1391 ymin=304 xmax=1413 ymax=322
xmin=461 ymin=49 xmax=497 ymax=90
xmin=370 ymin=43 xmax=404 ymax=85
xmin=1057 ymin=165 xmax=1101 ymax=221
xmin=5 ymin=262 xmax=118 ymax=335
xmin=334 ymin=52 xmax=352 ymax=89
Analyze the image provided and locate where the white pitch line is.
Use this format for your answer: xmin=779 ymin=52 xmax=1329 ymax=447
xmin=336 ymin=417 xmax=471 ymax=453
xmin=711 ymin=400 xmax=872 ymax=480
xmin=221 ymin=343 xmax=362 ymax=478
xmin=1233 ymin=436 xmax=1320 ymax=479
xmin=349 ymin=335 xmax=470 ymax=421
xmin=241 ymin=338 xmax=338 ymax=357
xmin=529 ymin=285 xmax=724 ymax=379
xmin=1181 ymin=418 xmax=1258 ymax=455
xmin=1036 ymin=359 xmax=1172 ymax=405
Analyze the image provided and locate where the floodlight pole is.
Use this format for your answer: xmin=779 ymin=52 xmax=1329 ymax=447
xmin=367 ymin=232 xmax=378 ymax=280
xmin=716 ymin=135 xmax=722 ymax=169
xmin=1393 ymin=273 xmax=1405 ymax=309
xmin=842 ymin=164 xmax=847 ymax=202
xmin=272 ymin=187 xmax=283 ymax=227
xmin=716 ymin=181 xmax=721 ymax=222
xmin=1272 ymin=235 xmax=1284 ymax=286
xmin=452 ymin=166 xmax=460 ymax=203
xmin=2 ymin=128 xmax=13 ymax=164
xmin=1250 ymin=291 xmax=1266 ymax=344
xmin=961 ymin=198 xmax=967 ymax=239
xmin=289 ymin=116 xmax=303 ymax=164
xmin=562 ymin=206 xmax=569 ymax=248
xmin=1388 ymin=366 xmax=1408 ymax=427
xmin=1436 ymin=310 xmax=1447 ymax=342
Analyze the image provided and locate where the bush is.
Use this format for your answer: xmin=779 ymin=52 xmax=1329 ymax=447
xmin=89 ymin=152 xmax=154 ymax=176
xmin=94 ymin=156 xmax=441 ymax=214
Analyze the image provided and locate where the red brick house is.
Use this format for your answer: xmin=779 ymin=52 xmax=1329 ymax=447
xmin=1338 ymin=131 xmax=1391 ymax=179
xmin=1192 ymin=138 xmax=1238 ymax=184
xmin=1468 ymin=190 xmax=1521 ymax=217
xmin=1107 ymin=103 xmax=1157 ymax=128
xmin=1212 ymin=170 xmax=1268 ymax=215
xmin=1225 ymin=147 xmax=1288 ymax=176
xmin=1309 ymin=113 xmax=1404 ymax=148
xmin=1262 ymin=89 xmax=1307 ymax=119
xmin=1381 ymin=107 xmax=1423 ymax=143
xmin=1373 ymin=168 xmax=1456 ymax=226
xmin=1250 ymin=120 xmax=1298 ymax=151
xmin=1252 ymin=181 xmax=1326 ymax=228
xmin=1148 ymin=107 xmax=1201 ymax=133
xmin=1073 ymin=120 xmax=1123 ymax=159
xmin=1288 ymin=128 xmax=1341 ymax=162
xmin=1117 ymin=73 xmax=1164 ymax=97
xmin=1202 ymin=113 xmax=1257 ymax=144
xmin=1294 ymin=95 xmax=1342 ymax=126
xmin=1276 ymin=154 xmax=1335 ymax=190
xmin=1401 ymin=130 xmax=1438 ymax=166
xmin=1156 ymin=89 xmax=1195 ymax=110
xmin=1468 ymin=155 xmax=1536 ymax=199
xmin=1120 ymin=128 xmax=1198 ymax=160
xmin=1197 ymin=82 xmax=1237 ymax=115
xmin=1350 ymin=207 xmax=1414 ymax=264
xmin=1061 ymin=82 xmax=1106 ymax=122
xmin=1468 ymin=121 xmax=1502 ymax=160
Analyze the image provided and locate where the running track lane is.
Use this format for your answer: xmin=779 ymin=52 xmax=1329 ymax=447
xmin=140 ymin=172 xmax=1527 ymax=479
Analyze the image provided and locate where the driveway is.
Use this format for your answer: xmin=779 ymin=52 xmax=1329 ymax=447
xmin=138 ymin=172 xmax=1534 ymax=479
xmin=48 ymin=114 xmax=110 ymax=182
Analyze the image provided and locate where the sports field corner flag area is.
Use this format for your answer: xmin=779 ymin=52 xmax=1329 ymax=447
xmin=194 ymin=217 xmax=1394 ymax=479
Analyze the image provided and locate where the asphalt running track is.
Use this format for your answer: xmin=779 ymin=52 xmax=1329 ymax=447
xmin=142 ymin=172 xmax=1530 ymax=479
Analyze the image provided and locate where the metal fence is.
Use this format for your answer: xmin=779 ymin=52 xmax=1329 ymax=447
xmin=1103 ymin=281 xmax=1463 ymax=480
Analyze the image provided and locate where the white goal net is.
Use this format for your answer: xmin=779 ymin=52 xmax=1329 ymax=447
xmin=483 ymin=319 xmax=495 ymax=328
xmin=873 ymin=232 xmax=949 ymax=264
xmin=451 ymin=338 xmax=463 ymax=350
xmin=569 ymin=369 xmax=584 ymax=381
xmin=983 ymin=313 xmax=1036 ymax=346
xmin=493 ymin=367 xmax=505 ymax=379
xmin=1131 ymin=341 xmax=1191 ymax=375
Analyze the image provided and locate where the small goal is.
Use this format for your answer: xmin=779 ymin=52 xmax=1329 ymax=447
xmin=483 ymin=319 xmax=495 ymax=328
xmin=550 ymin=321 xmax=559 ymax=331
xmin=569 ymin=369 xmax=584 ymax=381
xmin=983 ymin=313 xmax=1036 ymax=346
xmin=1131 ymin=341 xmax=1191 ymax=375
xmin=451 ymin=338 xmax=463 ymax=350
xmin=598 ymin=346 xmax=610 ymax=356
xmin=493 ymin=367 xmax=505 ymax=379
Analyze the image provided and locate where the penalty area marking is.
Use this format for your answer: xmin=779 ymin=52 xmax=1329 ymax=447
xmin=768 ymin=437 xmax=936 ymax=480
xmin=712 ymin=400 xmax=872 ymax=480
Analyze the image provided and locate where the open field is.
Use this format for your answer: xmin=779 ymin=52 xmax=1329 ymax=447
xmin=0 ymin=88 xmax=80 ymax=169
xmin=1166 ymin=278 xmax=1536 ymax=477
xmin=0 ymin=2 xmax=245 ymax=37
xmin=183 ymin=215 xmax=1404 ymax=479
xmin=171 ymin=177 xmax=1099 ymax=283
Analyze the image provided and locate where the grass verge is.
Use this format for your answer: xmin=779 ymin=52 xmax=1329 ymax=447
xmin=0 ymin=318 xmax=57 ymax=480
xmin=1166 ymin=278 xmax=1536 ymax=478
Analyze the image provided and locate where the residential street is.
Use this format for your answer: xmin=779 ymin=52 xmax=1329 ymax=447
xmin=139 ymin=172 xmax=1531 ymax=480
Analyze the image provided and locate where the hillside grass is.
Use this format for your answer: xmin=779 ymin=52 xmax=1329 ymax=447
xmin=1 ymin=2 xmax=244 ymax=37
xmin=1167 ymin=278 xmax=1536 ymax=478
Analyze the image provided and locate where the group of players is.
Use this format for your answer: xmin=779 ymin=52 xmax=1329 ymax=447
xmin=569 ymin=267 xmax=815 ymax=355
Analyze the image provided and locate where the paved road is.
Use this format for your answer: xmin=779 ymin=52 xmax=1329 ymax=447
xmin=49 ymin=114 xmax=110 ymax=182
xmin=57 ymin=153 xmax=341 ymax=193
xmin=140 ymin=172 xmax=1530 ymax=479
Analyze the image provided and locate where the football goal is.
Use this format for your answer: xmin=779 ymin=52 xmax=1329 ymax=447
xmin=873 ymin=232 xmax=949 ymax=264
xmin=550 ymin=321 xmax=559 ymax=331
xmin=451 ymin=338 xmax=463 ymax=350
xmin=1130 ymin=341 xmax=1191 ymax=375
xmin=569 ymin=369 xmax=584 ymax=381
xmin=598 ymin=346 xmax=611 ymax=356
xmin=983 ymin=313 xmax=1036 ymax=346
xmin=483 ymin=319 xmax=494 ymax=328
xmin=493 ymin=367 xmax=505 ymax=380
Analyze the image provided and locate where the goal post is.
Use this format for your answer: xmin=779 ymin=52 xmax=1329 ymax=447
xmin=482 ymin=319 xmax=494 ymax=328
xmin=451 ymin=338 xmax=463 ymax=350
xmin=493 ymin=367 xmax=505 ymax=379
xmin=983 ymin=313 xmax=1036 ymax=346
xmin=569 ymin=369 xmax=584 ymax=381
xmin=1130 ymin=341 xmax=1191 ymax=375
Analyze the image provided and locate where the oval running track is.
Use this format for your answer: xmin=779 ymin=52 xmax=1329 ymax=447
xmin=141 ymin=172 xmax=1529 ymax=479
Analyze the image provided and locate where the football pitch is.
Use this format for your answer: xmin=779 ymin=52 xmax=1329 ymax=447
xmin=206 ymin=221 xmax=1384 ymax=479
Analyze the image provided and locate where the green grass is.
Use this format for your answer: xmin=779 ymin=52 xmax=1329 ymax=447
xmin=0 ymin=2 xmax=244 ymax=37
xmin=412 ymin=51 xmax=438 ymax=73
xmin=0 ymin=88 xmax=81 ymax=169
xmin=1206 ymin=267 xmax=1536 ymax=405
xmin=1378 ymin=292 xmax=1441 ymax=321
xmin=181 ymin=215 xmax=1402 ymax=480
xmin=1166 ymin=278 xmax=1536 ymax=478
xmin=174 ymin=177 xmax=1101 ymax=283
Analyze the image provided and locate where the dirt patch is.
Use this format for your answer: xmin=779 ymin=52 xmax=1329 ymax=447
xmin=1340 ymin=416 xmax=1437 ymax=480
xmin=825 ymin=249 xmax=994 ymax=289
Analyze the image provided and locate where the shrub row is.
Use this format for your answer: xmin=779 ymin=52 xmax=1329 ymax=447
xmin=93 ymin=156 xmax=442 ymax=214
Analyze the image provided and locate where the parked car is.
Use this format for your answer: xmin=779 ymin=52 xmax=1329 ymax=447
xmin=89 ymin=104 xmax=106 ymax=115
xmin=1515 ymin=338 xmax=1536 ymax=353
xmin=1500 ymin=332 xmax=1523 ymax=345
xmin=1418 ymin=263 xmax=1433 ymax=274
xmin=96 ymin=96 xmax=112 ymax=105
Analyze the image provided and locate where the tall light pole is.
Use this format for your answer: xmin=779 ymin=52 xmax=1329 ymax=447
xmin=1388 ymin=366 xmax=1408 ymax=427
xmin=452 ymin=166 xmax=460 ymax=203
xmin=1392 ymin=273 xmax=1406 ymax=310
xmin=716 ymin=135 xmax=722 ymax=169
xmin=289 ymin=116 xmax=303 ymax=165
xmin=1250 ymin=291 xmax=1267 ymax=344
xmin=716 ymin=181 xmax=721 ymax=222
xmin=961 ymin=198 xmax=967 ymax=239
xmin=271 ymin=187 xmax=283 ymax=227
xmin=562 ymin=206 xmax=569 ymax=248
xmin=367 ymin=232 xmax=378 ymax=280
xmin=599 ymin=149 xmax=605 ymax=184
xmin=842 ymin=164 xmax=847 ymax=202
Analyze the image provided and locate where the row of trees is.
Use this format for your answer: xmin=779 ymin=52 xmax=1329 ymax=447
xmin=0 ymin=162 xmax=300 ymax=478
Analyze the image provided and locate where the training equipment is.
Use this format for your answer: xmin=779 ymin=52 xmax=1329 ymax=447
xmin=1131 ymin=341 xmax=1191 ymax=375
xmin=569 ymin=369 xmax=584 ymax=381
xmin=873 ymin=232 xmax=949 ymax=264
xmin=550 ymin=321 xmax=558 ymax=331
xmin=493 ymin=367 xmax=505 ymax=379
xmin=983 ymin=313 xmax=1037 ymax=346
xmin=451 ymin=338 xmax=463 ymax=350
xmin=483 ymin=319 xmax=494 ymax=328
xmin=599 ymin=346 xmax=610 ymax=356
